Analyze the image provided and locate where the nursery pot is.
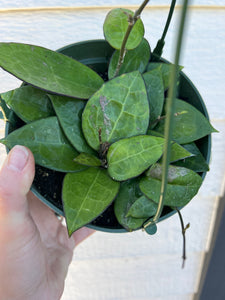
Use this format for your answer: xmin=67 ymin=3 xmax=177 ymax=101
xmin=5 ymin=39 xmax=211 ymax=233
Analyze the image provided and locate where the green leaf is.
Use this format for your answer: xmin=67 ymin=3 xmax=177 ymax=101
xmin=49 ymin=94 xmax=94 ymax=154
xmin=146 ymin=62 xmax=183 ymax=90
xmin=143 ymin=68 xmax=164 ymax=127
xmin=169 ymin=142 xmax=193 ymax=162
xmin=0 ymin=116 xmax=86 ymax=172
xmin=82 ymin=71 xmax=149 ymax=150
xmin=107 ymin=135 xmax=164 ymax=181
xmin=147 ymin=130 xmax=193 ymax=162
xmin=103 ymin=8 xmax=144 ymax=50
xmin=139 ymin=163 xmax=203 ymax=207
xmin=0 ymin=43 xmax=104 ymax=99
xmin=1 ymin=85 xmax=55 ymax=123
xmin=154 ymin=99 xmax=217 ymax=144
xmin=108 ymin=38 xmax=150 ymax=79
xmin=62 ymin=167 xmax=120 ymax=235
xmin=74 ymin=153 xmax=101 ymax=167
xmin=172 ymin=142 xmax=209 ymax=172
xmin=126 ymin=196 xmax=158 ymax=219
xmin=114 ymin=178 xmax=147 ymax=231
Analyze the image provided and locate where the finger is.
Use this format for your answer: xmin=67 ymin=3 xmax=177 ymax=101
xmin=71 ymin=227 xmax=95 ymax=248
xmin=0 ymin=145 xmax=35 ymax=222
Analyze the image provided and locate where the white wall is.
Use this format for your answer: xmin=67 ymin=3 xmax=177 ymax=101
xmin=0 ymin=2 xmax=225 ymax=299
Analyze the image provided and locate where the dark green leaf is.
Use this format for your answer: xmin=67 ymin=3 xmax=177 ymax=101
xmin=74 ymin=152 xmax=101 ymax=167
xmin=140 ymin=163 xmax=203 ymax=207
xmin=143 ymin=68 xmax=164 ymax=127
xmin=108 ymin=38 xmax=150 ymax=79
xmin=0 ymin=43 xmax=104 ymax=99
xmin=49 ymin=94 xmax=94 ymax=154
xmin=126 ymin=196 xmax=158 ymax=218
xmin=154 ymin=99 xmax=217 ymax=144
xmin=172 ymin=142 xmax=209 ymax=172
xmin=1 ymin=85 xmax=55 ymax=123
xmin=63 ymin=167 xmax=120 ymax=235
xmin=103 ymin=8 xmax=144 ymax=50
xmin=82 ymin=71 xmax=149 ymax=150
xmin=114 ymin=178 xmax=147 ymax=231
xmin=146 ymin=62 xmax=183 ymax=90
xmin=0 ymin=116 xmax=86 ymax=172
xmin=107 ymin=135 xmax=164 ymax=181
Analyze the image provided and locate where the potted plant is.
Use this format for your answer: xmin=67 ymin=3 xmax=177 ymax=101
xmin=0 ymin=0 xmax=216 ymax=256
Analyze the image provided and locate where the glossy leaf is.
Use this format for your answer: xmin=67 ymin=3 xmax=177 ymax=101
xmin=82 ymin=71 xmax=149 ymax=150
xmin=143 ymin=68 xmax=164 ymax=127
xmin=103 ymin=8 xmax=144 ymax=50
xmin=74 ymin=152 xmax=101 ymax=167
xmin=154 ymin=99 xmax=217 ymax=144
xmin=114 ymin=178 xmax=147 ymax=231
xmin=107 ymin=135 xmax=164 ymax=181
xmin=0 ymin=43 xmax=104 ymax=99
xmin=1 ymin=85 xmax=55 ymax=123
xmin=0 ymin=116 xmax=86 ymax=172
xmin=108 ymin=38 xmax=150 ymax=79
xmin=173 ymin=142 xmax=209 ymax=172
xmin=49 ymin=94 xmax=94 ymax=154
xmin=140 ymin=164 xmax=203 ymax=207
xmin=62 ymin=167 xmax=120 ymax=235
xmin=146 ymin=62 xmax=183 ymax=90
xmin=126 ymin=196 xmax=158 ymax=218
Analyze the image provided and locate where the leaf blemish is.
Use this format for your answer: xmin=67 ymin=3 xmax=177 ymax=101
xmin=99 ymin=96 xmax=111 ymax=136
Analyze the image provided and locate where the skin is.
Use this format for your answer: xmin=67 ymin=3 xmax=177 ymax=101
xmin=0 ymin=145 xmax=94 ymax=300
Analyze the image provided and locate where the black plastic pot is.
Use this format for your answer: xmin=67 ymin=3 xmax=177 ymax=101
xmin=5 ymin=39 xmax=211 ymax=233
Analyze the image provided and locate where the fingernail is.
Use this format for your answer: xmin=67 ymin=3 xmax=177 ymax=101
xmin=7 ymin=146 xmax=29 ymax=172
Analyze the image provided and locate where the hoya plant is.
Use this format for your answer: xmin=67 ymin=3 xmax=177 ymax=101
xmin=0 ymin=0 xmax=216 ymax=248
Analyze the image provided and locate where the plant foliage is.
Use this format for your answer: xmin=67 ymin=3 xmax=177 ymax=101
xmin=0 ymin=4 xmax=216 ymax=236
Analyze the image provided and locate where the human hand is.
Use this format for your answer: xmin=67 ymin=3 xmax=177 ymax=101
xmin=0 ymin=145 xmax=94 ymax=300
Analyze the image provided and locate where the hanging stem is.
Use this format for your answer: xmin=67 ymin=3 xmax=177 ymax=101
xmin=114 ymin=0 xmax=150 ymax=77
xmin=175 ymin=207 xmax=190 ymax=268
xmin=144 ymin=0 xmax=189 ymax=231
xmin=152 ymin=0 xmax=177 ymax=60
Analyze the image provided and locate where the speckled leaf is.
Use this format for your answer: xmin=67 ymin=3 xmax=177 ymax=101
xmin=168 ymin=143 xmax=193 ymax=162
xmin=148 ymin=130 xmax=193 ymax=162
xmin=154 ymin=99 xmax=217 ymax=144
xmin=49 ymin=94 xmax=94 ymax=154
xmin=143 ymin=68 xmax=164 ymax=127
xmin=107 ymin=135 xmax=164 ymax=181
xmin=74 ymin=153 xmax=101 ymax=167
xmin=114 ymin=178 xmax=147 ymax=231
xmin=1 ymin=85 xmax=55 ymax=123
xmin=0 ymin=43 xmax=104 ymax=99
xmin=0 ymin=116 xmax=86 ymax=172
xmin=126 ymin=196 xmax=158 ymax=218
xmin=82 ymin=71 xmax=149 ymax=150
xmin=108 ymin=38 xmax=150 ymax=79
xmin=103 ymin=8 xmax=144 ymax=50
xmin=146 ymin=62 xmax=183 ymax=90
xmin=173 ymin=142 xmax=209 ymax=172
xmin=139 ymin=163 xmax=203 ymax=207
xmin=63 ymin=167 xmax=120 ymax=235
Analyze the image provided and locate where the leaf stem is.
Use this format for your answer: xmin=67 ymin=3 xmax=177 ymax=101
xmin=175 ymin=207 xmax=190 ymax=268
xmin=144 ymin=0 xmax=189 ymax=232
xmin=114 ymin=0 xmax=150 ymax=77
xmin=152 ymin=0 xmax=177 ymax=60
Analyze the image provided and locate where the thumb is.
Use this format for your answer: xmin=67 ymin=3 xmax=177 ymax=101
xmin=0 ymin=145 xmax=35 ymax=223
